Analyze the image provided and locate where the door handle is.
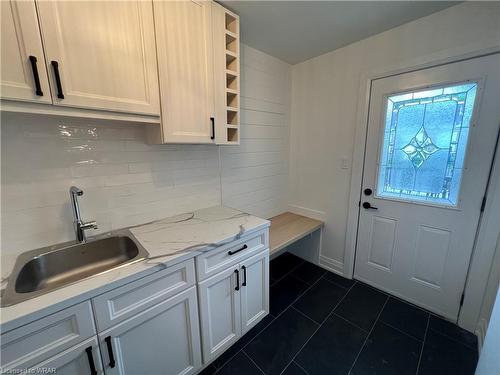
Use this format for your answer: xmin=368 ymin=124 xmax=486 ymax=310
xmin=242 ymin=265 xmax=247 ymax=286
xmin=362 ymin=202 xmax=378 ymax=210
xmin=210 ymin=117 xmax=215 ymax=140
xmin=51 ymin=60 xmax=64 ymax=99
xmin=85 ymin=346 xmax=98 ymax=375
xmin=228 ymin=244 xmax=247 ymax=256
xmin=28 ymin=56 xmax=43 ymax=96
xmin=234 ymin=269 xmax=240 ymax=291
xmin=105 ymin=336 xmax=116 ymax=368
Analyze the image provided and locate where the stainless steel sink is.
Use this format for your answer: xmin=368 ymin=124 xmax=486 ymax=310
xmin=1 ymin=231 xmax=149 ymax=307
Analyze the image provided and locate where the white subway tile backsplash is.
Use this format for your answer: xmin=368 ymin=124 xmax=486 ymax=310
xmin=1 ymin=45 xmax=291 ymax=257
xmin=1 ymin=113 xmax=221 ymax=255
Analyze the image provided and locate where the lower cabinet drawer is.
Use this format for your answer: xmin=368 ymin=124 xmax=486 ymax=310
xmin=196 ymin=229 xmax=268 ymax=281
xmin=0 ymin=301 xmax=96 ymax=371
xmin=92 ymin=258 xmax=195 ymax=331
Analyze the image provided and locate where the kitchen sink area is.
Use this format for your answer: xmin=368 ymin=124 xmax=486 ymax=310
xmin=1 ymin=231 xmax=148 ymax=307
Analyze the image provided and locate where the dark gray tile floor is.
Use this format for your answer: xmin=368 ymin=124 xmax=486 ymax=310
xmin=199 ymin=253 xmax=478 ymax=375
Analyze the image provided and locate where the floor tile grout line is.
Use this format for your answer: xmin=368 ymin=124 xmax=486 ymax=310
xmin=242 ymin=350 xmax=266 ymax=375
xmin=377 ymin=319 xmax=426 ymax=342
xmin=415 ymin=314 xmax=431 ymax=375
xmin=347 ymin=295 xmax=390 ymax=374
xmin=292 ymin=360 xmax=312 ymax=375
xmin=319 ymin=272 xmax=354 ymax=290
xmin=331 ymin=311 xmax=370 ymax=334
xmin=211 ymin=315 xmax=276 ymax=371
xmin=270 ymin=258 xmax=306 ymax=286
xmin=291 ymin=305 xmax=321 ymax=326
xmin=216 ymin=269 xmax=325 ymax=372
xmin=293 ymin=270 xmax=328 ymax=285
xmin=277 ymin=281 xmax=358 ymax=375
xmin=426 ymin=327 xmax=478 ymax=352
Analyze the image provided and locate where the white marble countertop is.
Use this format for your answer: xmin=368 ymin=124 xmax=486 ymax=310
xmin=0 ymin=206 xmax=269 ymax=332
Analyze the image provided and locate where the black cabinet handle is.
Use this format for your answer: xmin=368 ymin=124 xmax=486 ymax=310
xmin=234 ymin=269 xmax=240 ymax=291
xmin=242 ymin=265 xmax=247 ymax=287
xmin=105 ymin=336 xmax=116 ymax=368
xmin=85 ymin=346 xmax=98 ymax=375
xmin=28 ymin=56 xmax=43 ymax=96
xmin=51 ymin=60 xmax=64 ymax=99
xmin=228 ymin=244 xmax=247 ymax=256
xmin=210 ymin=117 xmax=215 ymax=140
xmin=362 ymin=202 xmax=378 ymax=210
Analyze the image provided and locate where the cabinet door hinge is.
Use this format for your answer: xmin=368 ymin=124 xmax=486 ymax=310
xmin=480 ymin=196 xmax=487 ymax=212
xmin=460 ymin=293 xmax=465 ymax=307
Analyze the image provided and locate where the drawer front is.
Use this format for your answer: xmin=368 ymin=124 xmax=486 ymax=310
xmin=92 ymin=258 xmax=195 ymax=331
xmin=0 ymin=301 xmax=96 ymax=371
xmin=196 ymin=229 xmax=268 ymax=281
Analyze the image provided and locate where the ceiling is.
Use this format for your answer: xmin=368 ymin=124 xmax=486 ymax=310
xmin=219 ymin=1 xmax=460 ymax=64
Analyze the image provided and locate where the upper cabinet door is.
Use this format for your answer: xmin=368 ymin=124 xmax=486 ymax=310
xmin=1 ymin=0 xmax=51 ymax=103
xmin=153 ymin=0 xmax=215 ymax=143
xmin=35 ymin=1 xmax=160 ymax=116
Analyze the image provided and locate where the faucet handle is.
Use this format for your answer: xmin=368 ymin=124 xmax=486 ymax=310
xmin=81 ymin=221 xmax=98 ymax=230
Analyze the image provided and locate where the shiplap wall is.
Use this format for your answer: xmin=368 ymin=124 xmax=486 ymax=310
xmin=221 ymin=45 xmax=291 ymax=218
xmin=0 ymin=45 xmax=291 ymax=256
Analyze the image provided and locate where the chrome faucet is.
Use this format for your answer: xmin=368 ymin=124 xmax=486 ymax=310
xmin=70 ymin=186 xmax=98 ymax=242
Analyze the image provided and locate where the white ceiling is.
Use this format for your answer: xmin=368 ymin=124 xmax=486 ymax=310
xmin=219 ymin=1 xmax=460 ymax=64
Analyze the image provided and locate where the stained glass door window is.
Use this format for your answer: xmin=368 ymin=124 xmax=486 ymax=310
xmin=376 ymin=82 xmax=478 ymax=206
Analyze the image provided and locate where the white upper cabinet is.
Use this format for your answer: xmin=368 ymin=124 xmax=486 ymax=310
xmin=35 ymin=0 xmax=160 ymax=116
xmin=1 ymin=0 xmax=51 ymax=103
xmin=151 ymin=0 xmax=215 ymax=143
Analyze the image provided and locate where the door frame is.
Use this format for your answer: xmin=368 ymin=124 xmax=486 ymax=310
xmin=345 ymin=44 xmax=500 ymax=333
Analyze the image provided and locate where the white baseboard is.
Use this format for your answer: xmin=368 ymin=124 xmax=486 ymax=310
xmin=287 ymin=204 xmax=326 ymax=221
xmin=476 ymin=317 xmax=488 ymax=353
xmin=319 ymin=255 xmax=344 ymax=276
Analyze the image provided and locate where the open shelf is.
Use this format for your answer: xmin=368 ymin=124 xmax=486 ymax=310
xmin=217 ymin=7 xmax=240 ymax=144
xmin=226 ymin=92 xmax=238 ymax=108
xmin=226 ymin=72 xmax=238 ymax=90
xmin=227 ymin=127 xmax=239 ymax=142
xmin=225 ymin=13 xmax=238 ymax=33
xmin=227 ymin=109 xmax=238 ymax=125
xmin=226 ymin=52 xmax=238 ymax=71
xmin=226 ymin=34 xmax=238 ymax=53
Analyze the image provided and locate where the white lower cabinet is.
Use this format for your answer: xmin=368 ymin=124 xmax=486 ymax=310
xmin=99 ymin=286 xmax=202 ymax=375
xmin=31 ymin=337 xmax=104 ymax=375
xmin=240 ymin=251 xmax=270 ymax=334
xmin=198 ymin=249 xmax=270 ymax=363
xmin=198 ymin=266 xmax=242 ymax=362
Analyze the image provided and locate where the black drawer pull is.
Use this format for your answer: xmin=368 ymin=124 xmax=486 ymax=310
xmin=242 ymin=265 xmax=247 ymax=286
xmin=210 ymin=117 xmax=215 ymax=140
xmin=51 ymin=60 xmax=64 ymax=99
xmin=28 ymin=56 xmax=43 ymax=96
xmin=105 ymin=336 xmax=116 ymax=368
xmin=234 ymin=269 xmax=240 ymax=291
xmin=228 ymin=244 xmax=247 ymax=256
xmin=85 ymin=346 xmax=97 ymax=375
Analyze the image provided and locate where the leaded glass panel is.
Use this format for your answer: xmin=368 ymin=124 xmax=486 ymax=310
xmin=376 ymin=82 xmax=477 ymax=206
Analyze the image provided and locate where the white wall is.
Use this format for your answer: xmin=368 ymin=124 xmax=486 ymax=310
xmin=0 ymin=45 xmax=291 ymax=256
xmin=289 ymin=2 xmax=500 ymax=274
xmin=221 ymin=45 xmax=291 ymax=218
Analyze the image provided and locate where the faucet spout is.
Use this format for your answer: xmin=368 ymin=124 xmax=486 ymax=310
xmin=69 ymin=186 xmax=97 ymax=242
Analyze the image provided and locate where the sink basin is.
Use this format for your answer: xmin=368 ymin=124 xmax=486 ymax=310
xmin=1 ymin=231 xmax=149 ymax=307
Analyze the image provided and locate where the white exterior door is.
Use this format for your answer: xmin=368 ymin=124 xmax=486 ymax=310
xmin=240 ymin=251 xmax=269 ymax=334
xmin=35 ymin=0 xmax=160 ymax=115
xmin=355 ymin=53 xmax=500 ymax=320
xmin=198 ymin=265 xmax=241 ymax=363
xmin=99 ymin=287 xmax=202 ymax=375
xmin=1 ymin=0 xmax=51 ymax=103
